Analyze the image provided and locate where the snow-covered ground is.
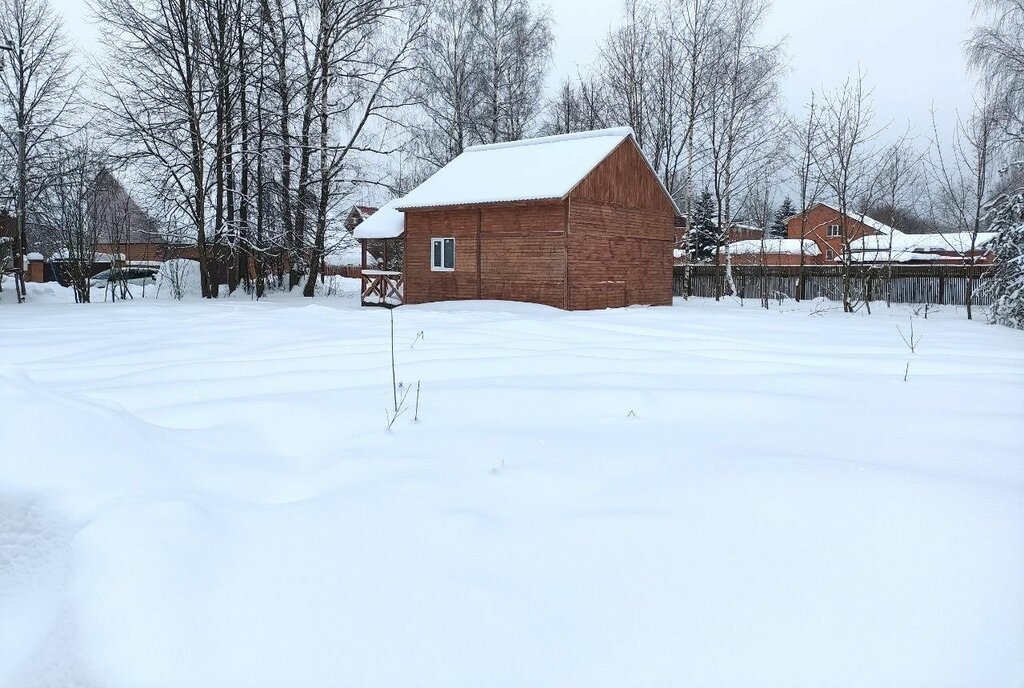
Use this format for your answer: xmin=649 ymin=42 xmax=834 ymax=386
xmin=1 ymin=284 xmax=1022 ymax=687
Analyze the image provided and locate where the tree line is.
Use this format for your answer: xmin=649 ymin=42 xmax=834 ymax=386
xmin=0 ymin=0 xmax=1019 ymax=326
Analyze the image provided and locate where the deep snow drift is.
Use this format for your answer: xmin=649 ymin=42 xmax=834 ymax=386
xmin=1 ymin=289 xmax=1022 ymax=687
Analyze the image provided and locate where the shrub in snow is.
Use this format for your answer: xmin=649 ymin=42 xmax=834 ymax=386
xmin=157 ymin=259 xmax=201 ymax=300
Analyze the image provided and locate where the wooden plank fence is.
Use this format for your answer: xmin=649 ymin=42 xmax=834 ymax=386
xmin=673 ymin=264 xmax=994 ymax=306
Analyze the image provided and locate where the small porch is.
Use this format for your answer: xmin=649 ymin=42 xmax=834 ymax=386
xmin=359 ymin=235 xmax=405 ymax=307
xmin=360 ymin=269 xmax=404 ymax=307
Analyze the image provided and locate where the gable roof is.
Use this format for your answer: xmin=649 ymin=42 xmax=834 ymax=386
xmin=395 ymin=127 xmax=678 ymax=213
xmin=788 ymin=203 xmax=896 ymax=235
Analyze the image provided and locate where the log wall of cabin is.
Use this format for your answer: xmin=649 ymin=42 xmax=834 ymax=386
xmin=403 ymin=202 xmax=567 ymax=308
xmin=403 ymin=208 xmax=480 ymax=304
xmin=402 ymin=139 xmax=675 ymax=311
xmin=566 ymin=140 xmax=675 ymax=310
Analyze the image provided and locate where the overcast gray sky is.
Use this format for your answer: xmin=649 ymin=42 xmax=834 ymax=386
xmin=55 ymin=0 xmax=977 ymax=136
xmin=548 ymin=0 xmax=976 ymax=136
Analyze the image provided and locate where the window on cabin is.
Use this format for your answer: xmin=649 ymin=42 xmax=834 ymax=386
xmin=431 ymin=238 xmax=455 ymax=271
xmin=827 ymin=224 xmax=842 ymax=237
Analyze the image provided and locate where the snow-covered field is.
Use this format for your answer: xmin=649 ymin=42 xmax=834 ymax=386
xmin=1 ymin=283 xmax=1022 ymax=687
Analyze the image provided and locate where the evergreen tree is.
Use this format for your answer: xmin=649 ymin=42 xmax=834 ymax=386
xmin=986 ymin=181 xmax=1024 ymax=329
xmin=687 ymin=191 xmax=720 ymax=261
xmin=770 ymin=197 xmax=795 ymax=238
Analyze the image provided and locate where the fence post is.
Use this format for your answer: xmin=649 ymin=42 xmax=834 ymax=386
xmin=938 ymin=272 xmax=945 ymax=305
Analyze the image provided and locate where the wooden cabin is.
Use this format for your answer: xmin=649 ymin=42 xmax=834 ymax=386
xmin=353 ymin=127 xmax=678 ymax=310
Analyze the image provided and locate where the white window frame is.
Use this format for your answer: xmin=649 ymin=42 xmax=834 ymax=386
xmin=827 ymin=224 xmax=842 ymax=237
xmin=431 ymin=237 xmax=455 ymax=272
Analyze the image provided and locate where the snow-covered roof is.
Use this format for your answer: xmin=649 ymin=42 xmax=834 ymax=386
xmin=395 ymin=127 xmax=677 ymax=212
xmin=728 ymin=238 xmax=821 ymax=256
xmin=25 ymin=252 xmax=44 ymax=261
xmin=788 ymin=203 xmax=897 ymax=235
xmin=850 ymin=231 xmax=998 ymax=255
xmin=352 ymin=199 xmax=404 ymax=239
xmin=51 ymin=249 xmax=124 ymax=262
xmin=846 ymin=250 xmax=967 ymax=264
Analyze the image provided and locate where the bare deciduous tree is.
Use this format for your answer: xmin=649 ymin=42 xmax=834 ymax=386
xmin=95 ymin=0 xmax=217 ymax=297
xmin=874 ymin=131 xmax=924 ymax=306
xmin=0 ymin=0 xmax=75 ymax=303
xmin=705 ymin=0 xmax=783 ymax=298
xmin=815 ymin=71 xmax=883 ymax=312
xmin=927 ymin=93 xmax=1001 ymax=319
xmin=40 ymin=139 xmax=105 ymax=302
xmin=790 ymin=91 xmax=821 ymax=301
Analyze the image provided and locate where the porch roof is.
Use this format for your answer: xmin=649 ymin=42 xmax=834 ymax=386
xmin=352 ymin=199 xmax=404 ymax=239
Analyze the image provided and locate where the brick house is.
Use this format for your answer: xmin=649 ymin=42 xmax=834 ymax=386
xmin=344 ymin=205 xmax=378 ymax=233
xmin=785 ymin=203 xmax=892 ymax=263
xmin=784 ymin=202 xmax=997 ymax=265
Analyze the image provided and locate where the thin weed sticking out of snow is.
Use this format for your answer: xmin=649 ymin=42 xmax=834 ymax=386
xmin=897 ymin=319 xmax=923 ymax=354
xmin=897 ymin=319 xmax=923 ymax=382
xmin=386 ymin=383 xmax=414 ymax=431
xmin=390 ymin=309 xmax=398 ymax=413
xmin=911 ymin=302 xmax=934 ymax=319
xmin=410 ymin=331 xmax=425 ymax=349
xmin=627 ymin=409 xmax=637 ymax=418
xmin=808 ymin=297 xmax=839 ymax=317
xmin=385 ymin=308 xmax=423 ymax=431
xmin=489 ymin=459 xmax=506 ymax=475
xmin=414 ymin=381 xmax=421 ymax=422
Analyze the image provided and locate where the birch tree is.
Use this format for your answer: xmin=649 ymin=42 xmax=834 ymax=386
xmin=0 ymin=0 xmax=75 ymax=303
xmin=927 ymin=101 xmax=1000 ymax=320
xmin=302 ymin=3 xmax=424 ymax=296
xmin=968 ymin=0 xmax=1024 ymax=327
xmin=704 ymin=0 xmax=783 ymax=298
xmin=875 ymin=132 xmax=923 ymax=306
xmin=94 ymin=0 xmax=217 ymax=297
xmin=790 ymin=92 xmax=821 ymax=300
xmin=815 ymin=72 xmax=882 ymax=312
xmin=413 ymin=0 xmax=551 ymax=169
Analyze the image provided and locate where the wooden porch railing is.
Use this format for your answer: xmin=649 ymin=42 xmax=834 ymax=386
xmin=361 ymin=269 xmax=404 ymax=307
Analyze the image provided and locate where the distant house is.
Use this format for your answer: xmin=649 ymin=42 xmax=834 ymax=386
xmin=727 ymin=238 xmax=822 ymax=266
xmin=321 ymin=208 xmax=379 ymax=278
xmin=726 ymin=222 xmax=764 ymax=243
xmin=847 ymin=230 xmax=998 ymax=264
xmin=89 ymin=170 xmax=167 ymax=263
xmin=354 ymin=127 xmax=678 ymax=310
xmin=675 ymin=216 xmax=765 ymax=257
xmin=344 ymin=205 xmax=378 ymax=234
xmin=31 ymin=172 xmax=198 ymax=285
xmin=783 ymin=203 xmax=996 ymax=265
